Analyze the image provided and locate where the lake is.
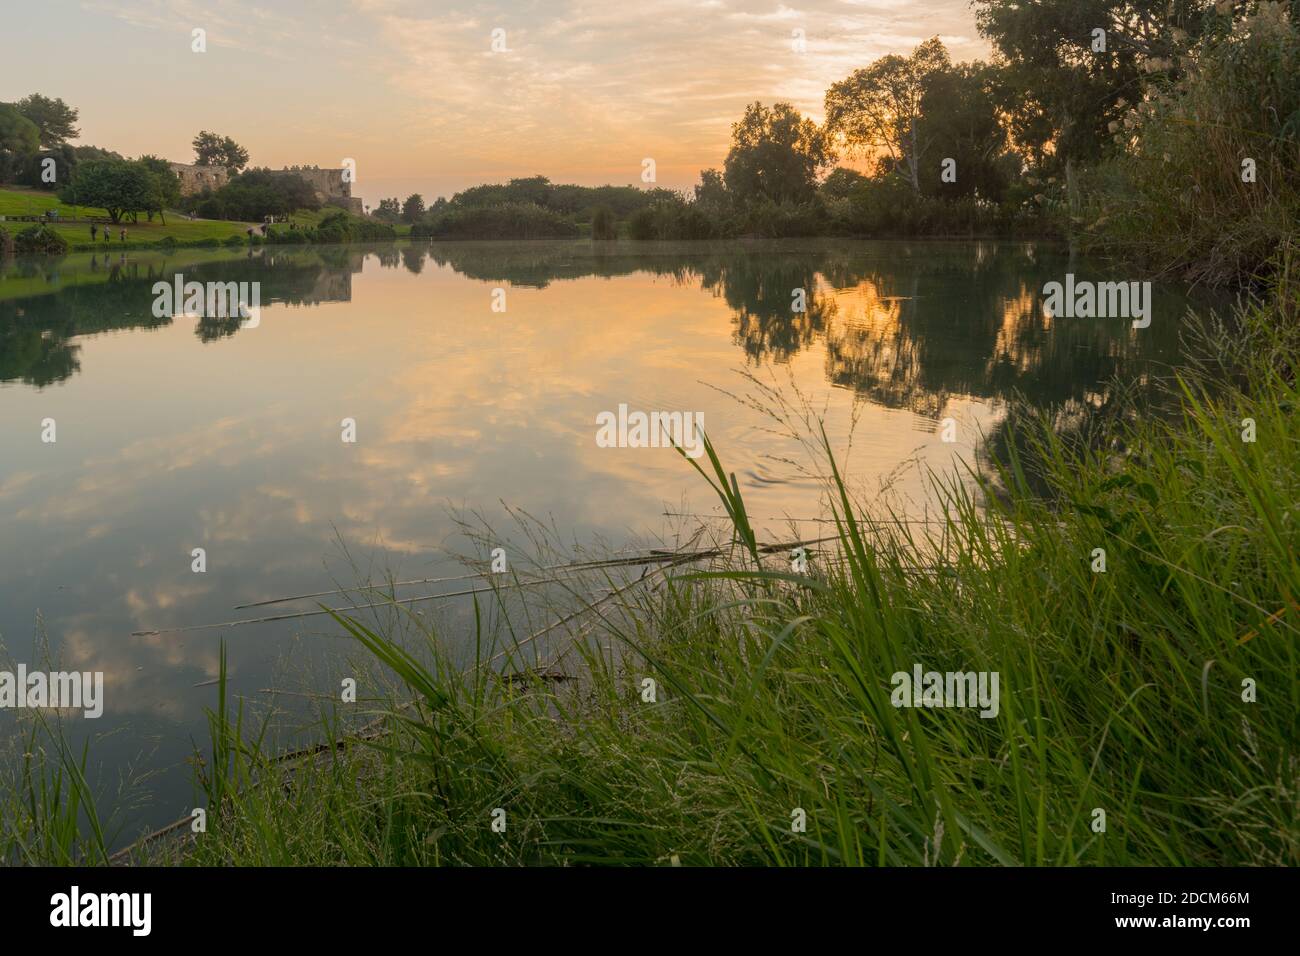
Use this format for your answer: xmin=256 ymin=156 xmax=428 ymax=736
xmin=0 ymin=238 xmax=1206 ymax=840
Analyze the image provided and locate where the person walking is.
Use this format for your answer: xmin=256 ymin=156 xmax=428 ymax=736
xmin=90 ymin=224 xmax=98 ymax=241
xmin=119 ymin=228 xmax=126 ymax=243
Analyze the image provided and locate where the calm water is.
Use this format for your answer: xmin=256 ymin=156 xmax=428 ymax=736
xmin=0 ymin=239 xmax=1202 ymax=838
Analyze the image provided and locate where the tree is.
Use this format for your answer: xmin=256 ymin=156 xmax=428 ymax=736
xmin=14 ymin=94 xmax=80 ymax=147
xmin=200 ymin=170 xmax=321 ymax=221
xmin=231 ymin=169 xmax=320 ymax=214
xmin=723 ymin=102 xmax=831 ymax=204
xmin=74 ymin=145 xmax=124 ymax=163
xmin=591 ymin=205 xmax=617 ymax=239
xmin=136 ymin=156 xmax=182 ymax=223
xmin=0 ymin=104 xmax=40 ymax=183
xmin=58 ymin=159 xmax=154 ymax=223
xmin=818 ymin=167 xmax=869 ymax=201
xmin=374 ymin=197 xmax=401 ymax=222
xmin=401 ymin=193 xmax=426 ymax=223
xmin=192 ymin=130 xmax=250 ymax=171
xmin=914 ymin=63 xmax=1016 ymax=201
xmin=505 ymin=176 xmax=552 ymax=206
xmin=18 ymin=144 xmax=78 ymax=190
xmin=972 ymin=1 xmax=1223 ymax=201
xmin=824 ymin=37 xmax=952 ymax=194
xmin=694 ymin=168 xmax=730 ymax=207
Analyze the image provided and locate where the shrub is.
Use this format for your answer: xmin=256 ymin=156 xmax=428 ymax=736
xmin=195 ymin=197 xmax=224 ymax=220
xmin=732 ymin=197 xmax=828 ymax=238
xmin=264 ymin=226 xmax=312 ymax=244
xmin=591 ymin=205 xmax=617 ymax=239
xmin=223 ymin=234 xmax=245 ymax=247
xmin=313 ymin=211 xmax=396 ymax=243
xmin=419 ymin=202 xmax=579 ymax=240
xmin=13 ymin=224 xmax=68 ymax=256
xmin=1080 ymin=7 xmax=1300 ymax=284
xmin=627 ymin=199 xmax=722 ymax=240
xmin=824 ymin=176 xmax=1052 ymax=238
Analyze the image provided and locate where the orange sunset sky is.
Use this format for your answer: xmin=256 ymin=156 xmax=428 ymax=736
xmin=7 ymin=0 xmax=990 ymax=205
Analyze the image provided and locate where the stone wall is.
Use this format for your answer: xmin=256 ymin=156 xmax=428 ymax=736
xmin=169 ymin=162 xmax=230 ymax=196
xmin=280 ymin=165 xmax=364 ymax=215
xmin=169 ymin=162 xmax=364 ymax=214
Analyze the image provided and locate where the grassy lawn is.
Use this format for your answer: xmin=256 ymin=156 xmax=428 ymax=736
xmin=1 ymin=187 xmax=408 ymax=246
xmin=1 ymin=185 xmax=255 ymax=246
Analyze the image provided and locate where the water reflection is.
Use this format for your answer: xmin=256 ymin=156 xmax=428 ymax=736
xmin=420 ymin=239 xmax=1192 ymax=417
xmin=1 ymin=241 xmax=1194 ymax=410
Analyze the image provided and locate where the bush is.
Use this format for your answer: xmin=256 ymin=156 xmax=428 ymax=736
xmin=195 ymin=197 xmax=224 ymax=220
xmin=732 ymin=197 xmax=828 ymax=238
xmin=193 ymin=169 xmax=323 ymax=222
xmin=626 ymin=199 xmax=722 ymax=239
xmin=264 ymin=226 xmax=313 ymax=244
xmin=824 ymin=176 xmax=1052 ymax=238
xmin=12 ymin=224 xmax=68 ymax=256
xmin=1080 ymin=7 xmax=1300 ymax=284
xmin=313 ymin=210 xmax=396 ymax=243
xmin=417 ymin=202 xmax=579 ymax=240
xmin=223 ymin=234 xmax=245 ymax=247
xmin=591 ymin=205 xmax=617 ymax=240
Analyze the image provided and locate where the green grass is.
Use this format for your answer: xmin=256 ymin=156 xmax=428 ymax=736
xmin=0 ymin=185 xmax=256 ymax=246
xmin=0 ymin=186 xmax=412 ymax=248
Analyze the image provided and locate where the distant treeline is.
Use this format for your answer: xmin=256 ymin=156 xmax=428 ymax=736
xmin=400 ymin=171 xmax=1054 ymax=242
xmin=400 ymin=179 xmax=680 ymax=240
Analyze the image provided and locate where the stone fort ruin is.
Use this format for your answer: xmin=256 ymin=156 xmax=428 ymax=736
xmin=168 ymin=162 xmax=364 ymax=215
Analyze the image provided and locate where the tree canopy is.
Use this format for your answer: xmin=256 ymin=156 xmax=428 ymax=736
xmin=58 ymin=159 xmax=156 ymax=223
xmin=193 ymin=169 xmax=321 ymax=221
xmin=0 ymin=104 xmax=41 ymax=182
xmin=972 ymin=0 xmax=1218 ymax=172
xmin=14 ymin=94 xmax=80 ymax=148
xmin=723 ymin=101 xmax=831 ymax=204
xmin=192 ymin=130 xmax=250 ymax=171
xmin=824 ymin=37 xmax=952 ymax=194
xmin=402 ymin=193 xmax=426 ymax=223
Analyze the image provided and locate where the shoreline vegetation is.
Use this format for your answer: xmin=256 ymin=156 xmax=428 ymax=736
xmin=2 ymin=4 xmax=1298 ymax=866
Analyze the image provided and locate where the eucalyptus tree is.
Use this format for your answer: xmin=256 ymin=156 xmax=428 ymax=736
xmin=824 ymin=37 xmax=951 ymax=195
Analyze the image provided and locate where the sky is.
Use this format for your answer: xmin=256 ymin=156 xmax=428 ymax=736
xmin=6 ymin=0 xmax=990 ymax=206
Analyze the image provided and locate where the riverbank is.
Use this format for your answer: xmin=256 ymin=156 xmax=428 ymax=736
xmin=12 ymin=246 xmax=1290 ymax=867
